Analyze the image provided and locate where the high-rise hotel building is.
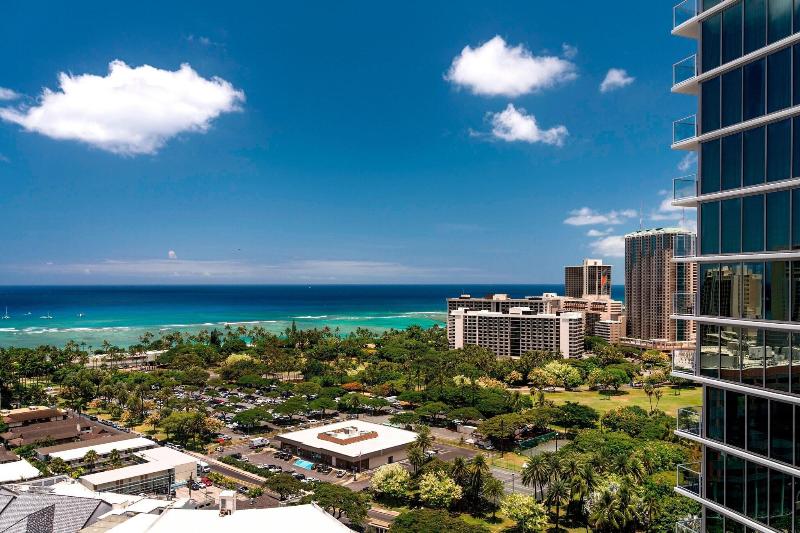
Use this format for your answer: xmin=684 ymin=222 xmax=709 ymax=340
xmin=625 ymin=228 xmax=697 ymax=348
xmin=671 ymin=1 xmax=800 ymax=531
xmin=564 ymin=258 xmax=612 ymax=299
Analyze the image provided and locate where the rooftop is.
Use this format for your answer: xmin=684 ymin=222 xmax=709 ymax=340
xmin=101 ymin=503 xmax=352 ymax=532
xmin=1 ymin=406 xmax=64 ymax=424
xmin=624 ymin=227 xmax=694 ymax=238
xmin=47 ymin=437 xmax=156 ymax=462
xmin=0 ymin=459 xmax=40 ymax=483
xmin=277 ymin=420 xmax=416 ymax=458
xmin=38 ymin=433 xmax=137 ymax=456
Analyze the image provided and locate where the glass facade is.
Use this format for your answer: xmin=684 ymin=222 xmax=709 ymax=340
xmin=675 ymin=2 xmax=800 ymax=531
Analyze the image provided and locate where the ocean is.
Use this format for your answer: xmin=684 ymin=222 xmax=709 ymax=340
xmin=0 ymin=284 xmax=625 ymax=348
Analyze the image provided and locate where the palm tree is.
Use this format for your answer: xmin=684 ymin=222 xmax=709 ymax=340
xmin=547 ymin=477 xmax=570 ymax=532
xmin=407 ymin=444 xmax=425 ymax=474
xmin=589 ymin=487 xmax=624 ymax=532
xmin=414 ymin=425 xmax=433 ymax=454
xmin=574 ymin=463 xmax=597 ymax=530
xmin=482 ymin=476 xmax=505 ymax=519
xmin=468 ymin=453 xmax=490 ymax=502
xmin=108 ymin=448 xmax=121 ymax=468
xmin=83 ymin=449 xmax=99 ymax=473
xmin=521 ymin=454 xmax=547 ymax=500
xmin=450 ymin=456 xmax=469 ymax=488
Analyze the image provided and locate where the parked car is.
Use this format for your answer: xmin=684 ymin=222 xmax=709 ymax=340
xmin=292 ymin=473 xmax=306 ymax=480
xmin=336 ymin=470 xmax=346 ymax=478
xmin=238 ymin=486 xmax=249 ymax=494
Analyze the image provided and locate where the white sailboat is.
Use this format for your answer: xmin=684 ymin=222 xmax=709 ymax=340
xmin=1 ymin=307 xmax=9 ymax=320
xmin=40 ymin=312 xmax=53 ymax=319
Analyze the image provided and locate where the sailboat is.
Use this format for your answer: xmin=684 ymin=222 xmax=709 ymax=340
xmin=1 ymin=307 xmax=9 ymax=320
xmin=40 ymin=312 xmax=53 ymax=319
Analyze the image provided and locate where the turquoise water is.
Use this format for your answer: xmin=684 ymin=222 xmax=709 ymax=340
xmin=0 ymin=285 xmax=625 ymax=348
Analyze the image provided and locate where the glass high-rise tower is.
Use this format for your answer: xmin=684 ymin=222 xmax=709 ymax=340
xmin=672 ymin=1 xmax=800 ymax=532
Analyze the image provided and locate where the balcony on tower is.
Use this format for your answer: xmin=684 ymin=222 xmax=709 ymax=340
xmin=673 ymin=0 xmax=698 ymax=32
xmin=672 ymin=55 xmax=697 ymax=93
xmin=673 ymin=292 xmax=695 ymax=317
xmin=673 ymin=115 xmax=697 ymax=147
xmin=672 ymin=349 xmax=696 ymax=375
xmin=676 ymin=406 xmax=702 ymax=437
xmin=676 ymin=462 xmax=702 ymax=496
xmin=672 ymin=174 xmax=698 ymax=206
xmin=673 ymin=233 xmax=696 ymax=258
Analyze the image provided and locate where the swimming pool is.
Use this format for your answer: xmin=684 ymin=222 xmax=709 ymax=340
xmin=294 ymin=459 xmax=314 ymax=470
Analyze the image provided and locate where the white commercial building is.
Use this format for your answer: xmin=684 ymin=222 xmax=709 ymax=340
xmin=276 ymin=420 xmax=416 ymax=472
xmin=449 ymin=307 xmax=584 ymax=358
xmin=79 ymin=446 xmax=197 ymax=495
xmin=42 ymin=436 xmax=157 ymax=466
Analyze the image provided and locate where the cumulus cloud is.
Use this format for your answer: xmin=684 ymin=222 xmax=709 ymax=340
xmin=564 ymin=207 xmax=637 ymax=226
xmin=489 ymin=104 xmax=568 ymax=146
xmin=589 ymin=235 xmax=625 ymax=257
xmin=678 ymin=152 xmax=697 ymax=172
xmin=446 ymin=36 xmax=577 ymax=97
xmin=561 ymin=43 xmax=578 ymax=59
xmin=0 ymin=87 xmax=19 ymax=101
xmin=0 ymin=60 xmax=245 ymax=155
xmin=586 ymin=228 xmax=613 ymax=237
xmin=168 ymin=250 xmax=177 ymax=260
xmin=600 ymin=68 xmax=635 ymax=93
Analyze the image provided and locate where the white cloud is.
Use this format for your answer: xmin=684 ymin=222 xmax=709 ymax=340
xmin=0 ymin=60 xmax=245 ymax=155
xmin=589 ymin=235 xmax=625 ymax=257
xmin=168 ymin=250 xmax=177 ymax=260
xmin=561 ymin=43 xmax=578 ymax=59
xmin=678 ymin=152 xmax=697 ymax=172
xmin=489 ymin=104 xmax=568 ymax=146
xmin=564 ymin=207 xmax=637 ymax=226
xmin=586 ymin=228 xmax=613 ymax=237
xmin=600 ymin=68 xmax=635 ymax=93
xmin=0 ymin=87 xmax=19 ymax=101
xmin=445 ymin=36 xmax=577 ymax=97
xmin=0 ymin=154 xmax=8 ymax=163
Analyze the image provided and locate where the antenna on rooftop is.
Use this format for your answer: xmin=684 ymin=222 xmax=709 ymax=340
xmin=639 ymin=201 xmax=643 ymax=231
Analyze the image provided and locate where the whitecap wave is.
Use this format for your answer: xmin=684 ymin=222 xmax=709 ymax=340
xmin=293 ymin=315 xmax=329 ymax=319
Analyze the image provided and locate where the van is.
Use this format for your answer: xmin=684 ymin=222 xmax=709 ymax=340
xmin=197 ymin=461 xmax=210 ymax=474
xmin=250 ymin=437 xmax=269 ymax=448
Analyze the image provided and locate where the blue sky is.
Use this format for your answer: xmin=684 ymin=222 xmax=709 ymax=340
xmin=0 ymin=1 xmax=695 ymax=284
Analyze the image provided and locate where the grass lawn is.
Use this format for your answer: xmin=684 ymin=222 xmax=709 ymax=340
xmin=542 ymin=384 xmax=701 ymax=417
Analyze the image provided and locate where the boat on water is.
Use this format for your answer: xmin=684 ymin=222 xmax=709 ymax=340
xmin=40 ymin=312 xmax=53 ymax=319
xmin=1 ymin=307 xmax=9 ymax=320
xmin=77 ymin=313 xmax=85 ymax=318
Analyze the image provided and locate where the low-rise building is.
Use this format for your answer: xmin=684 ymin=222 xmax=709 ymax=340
xmin=78 ymin=446 xmax=197 ymax=495
xmin=449 ymin=307 xmax=584 ymax=358
xmin=1 ymin=406 xmax=66 ymax=429
xmin=41 ymin=436 xmax=158 ymax=467
xmin=275 ymin=420 xmax=416 ymax=472
xmin=1 ymin=418 xmax=93 ymax=447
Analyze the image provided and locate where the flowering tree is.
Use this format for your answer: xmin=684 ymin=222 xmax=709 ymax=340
xmin=418 ymin=471 xmax=462 ymax=509
xmin=500 ymin=493 xmax=548 ymax=532
xmin=371 ymin=463 xmax=410 ymax=500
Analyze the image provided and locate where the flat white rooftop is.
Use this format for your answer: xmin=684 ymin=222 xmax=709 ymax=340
xmin=80 ymin=446 xmax=196 ymax=486
xmin=0 ymin=459 xmax=40 ymax=483
xmin=277 ymin=420 xmax=416 ymax=458
xmin=105 ymin=504 xmax=352 ymax=532
xmin=47 ymin=436 xmax=155 ymax=462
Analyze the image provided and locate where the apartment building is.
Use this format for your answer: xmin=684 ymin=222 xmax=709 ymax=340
xmin=625 ymin=228 xmax=697 ymax=348
xmin=449 ymin=307 xmax=584 ymax=358
xmin=564 ymin=258 xmax=612 ymax=299
xmin=671 ymin=1 xmax=800 ymax=531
